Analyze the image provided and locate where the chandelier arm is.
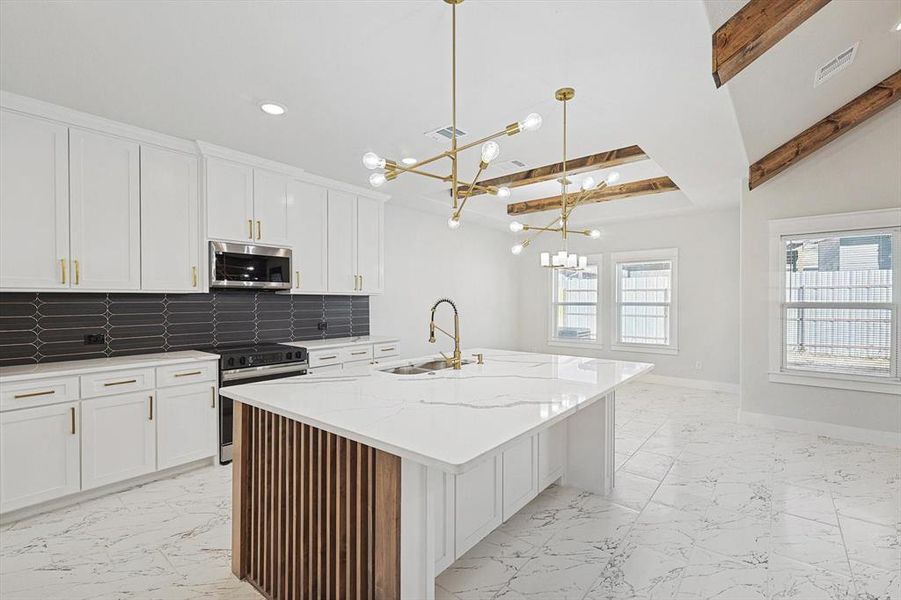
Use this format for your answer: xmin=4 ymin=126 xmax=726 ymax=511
xmin=453 ymin=127 xmax=514 ymax=155
xmin=388 ymin=164 xmax=452 ymax=182
xmin=563 ymin=181 xmax=609 ymax=219
xmin=453 ymin=164 xmax=485 ymax=219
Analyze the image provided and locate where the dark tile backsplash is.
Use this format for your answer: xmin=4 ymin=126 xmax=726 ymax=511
xmin=0 ymin=291 xmax=369 ymax=367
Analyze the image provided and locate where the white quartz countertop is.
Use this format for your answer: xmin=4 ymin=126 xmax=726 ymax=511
xmin=220 ymin=348 xmax=653 ymax=473
xmin=282 ymin=336 xmax=399 ymax=352
xmin=0 ymin=351 xmax=220 ymax=383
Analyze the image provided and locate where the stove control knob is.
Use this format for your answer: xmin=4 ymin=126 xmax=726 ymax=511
xmin=294 ymin=351 xmax=303 ymax=359
xmin=239 ymin=357 xmax=246 ymax=366
xmin=227 ymin=357 xmax=235 ymax=367
xmin=286 ymin=352 xmax=292 ymax=360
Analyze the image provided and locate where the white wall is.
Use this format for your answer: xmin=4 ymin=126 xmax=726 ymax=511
xmin=740 ymin=104 xmax=901 ymax=435
xmin=515 ymin=208 xmax=741 ymax=386
xmin=370 ymin=202 xmax=521 ymax=359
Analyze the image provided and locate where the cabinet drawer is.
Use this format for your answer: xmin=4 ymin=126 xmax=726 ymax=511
xmin=308 ymin=350 xmax=342 ymax=369
xmin=0 ymin=376 xmax=80 ymax=412
xmin=156 ymin=362 xmax=217 ymax=388
xmin=308 ymin=364 xmax=343 ymax=376
xmin=341 ymin=346 xmax=373 ymax=364
xmin=373 ymin=342 xmax=399 ymax=359
xmin=80 ymin=368 xmax=155 ymax=398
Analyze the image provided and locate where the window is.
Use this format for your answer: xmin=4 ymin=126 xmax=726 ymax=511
xmin=769 ymin=209 xmax=900 ymax=394
xmin=549 ymin=259 xmax=600 ymax=344
xmin=612 ymin=249 xmax=678 ymax=354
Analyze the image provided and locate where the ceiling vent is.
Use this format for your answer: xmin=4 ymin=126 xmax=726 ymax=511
xmin=813 ymin=43 xmax=858 ymax=87
xmin=491 ymin=159 xmax=527 ymax=175
xmin=425 ymin=125 xmax=467 ymax=143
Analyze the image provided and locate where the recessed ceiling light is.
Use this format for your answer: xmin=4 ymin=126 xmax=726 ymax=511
xmin=260 ymin=102 xmax=286 ymax=116
xmin=401 ymin=157 xmax=417 ymax=165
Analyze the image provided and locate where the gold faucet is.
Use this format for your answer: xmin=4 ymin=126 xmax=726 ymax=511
xmin=429 ymin=298 xmax=462 ymax=370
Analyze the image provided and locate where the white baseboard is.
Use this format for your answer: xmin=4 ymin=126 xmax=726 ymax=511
xmin=740 ymin=410 xmax=901 ymax=449
xmin=640 ymin=374 xmax=740 ymax=394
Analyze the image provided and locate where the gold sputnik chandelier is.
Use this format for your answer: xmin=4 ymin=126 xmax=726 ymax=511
xmin=361 ymin=0 xmax=543 ymax=229
xmin=509 ymin=87 xmax=620 ymax=269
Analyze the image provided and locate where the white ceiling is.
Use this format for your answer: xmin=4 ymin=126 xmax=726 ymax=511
xmin=1 ymin=1 xmax=895 ymax=230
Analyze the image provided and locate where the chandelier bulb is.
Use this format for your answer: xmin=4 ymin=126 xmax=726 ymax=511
xmin=518 ymin=113 xmax=543 ymax=133
xmin=605 ymin=171 xmax=621 ymax=185
xmin=369 ymin=172 xmax=387 ymax=187
xmin=362 ymin=152 xmax=385 ymax=170
xmin=581 ymin=176 xmax=596 ymax=191
xmin=447 ymin=216 xmax=461 ymax=230
xmin=511 ymin=243 xmax=524 ymax=255
xmin=496 ymin=186 xmax=511 ymax=199
xmin=509 ymin=220 xmax=524 ymax=233
xmin=589 ymin=229 xmax=601 ymax=239
xmin=480 ymin=141 xmax=500 ymax=164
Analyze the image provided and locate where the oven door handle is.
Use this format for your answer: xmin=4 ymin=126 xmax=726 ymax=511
xmin=221 ymin=362 xmax=309 ymax=383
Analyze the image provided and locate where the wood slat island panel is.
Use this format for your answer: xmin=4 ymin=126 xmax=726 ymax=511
xmin=231 ymin=400 xmax=400 ymax=599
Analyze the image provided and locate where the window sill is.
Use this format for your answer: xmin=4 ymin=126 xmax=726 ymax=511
xmin=610 ymin=343 xmax=678 ymax=356
xmin=768 ymin=371 xmax=901 ymax=395
xmin=547 ymin=339 xmax=603 ymax=351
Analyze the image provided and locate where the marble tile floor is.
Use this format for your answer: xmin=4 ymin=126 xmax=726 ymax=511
xmin=1 ymin=382 xmax=898 ymax=600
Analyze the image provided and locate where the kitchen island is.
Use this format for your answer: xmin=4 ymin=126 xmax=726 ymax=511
xmin=221 ymin=349 xmax=652 ymax=600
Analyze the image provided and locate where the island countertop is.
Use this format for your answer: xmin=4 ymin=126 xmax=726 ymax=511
xmin=219 ymin=348 xmax=652 ymax=473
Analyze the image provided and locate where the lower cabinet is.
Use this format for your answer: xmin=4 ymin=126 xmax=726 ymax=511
xmin=454 ymin=455 xmax=503 ymax=558
xmin=157 ymin=383 xmax=217 ymax=470
xmin=537 ymin=421 xmax=567 ymax=489
xmin=81 ymin=391 xmax=157 ymax=490
xmin=0 ymin=402 xmax=80 ymax=513
xmin=502 ymin=436 xmax=539 ymax=521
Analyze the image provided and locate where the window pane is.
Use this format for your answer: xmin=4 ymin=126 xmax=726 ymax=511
xmin=617 ymin=260 xmax=672 ymax=345
xmin=553 ymin=266 xmax=598 ymax=341
xmin=621 ymin=305 xmax=670 ymax=345
xmin=620 ymin=261 xmax=672 ymax=304
xmin=784 ymin=233 xmax=892 ymax=303
xmin=784 ymin=307 xmax=892 ymax=377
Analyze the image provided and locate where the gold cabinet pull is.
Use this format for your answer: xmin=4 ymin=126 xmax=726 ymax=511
xmin=350 ymin=350 xmax=368 ymax=356
xmin=380 ymin=347 xmax=396 ymax=352
xmin=60 ymin=258 xmax=67 ymax=284
xmin=104 ymin=378 xmax=137 ymax=387
xmin=74 ymin=259 xmax=80 ymax=285
xmin=256 ymin=220 xmax=261 ymax=240
xmin=148 ymin=395 xmax=153 ymax=421
xmin=248 ymin=219 xmax=254 ymax=239
xmin=319 ymin=355 xmax=337 ymax=361
xmin=14 ymin=389 xmax=55 ymax=399
xmin=70 ymin=406 xmax=76 ymax=435
xmin=360 ymin=274 xmax=364 ymax=290
xmin=174 ymin=370 xmax=202 ymax=378
xmin=295 ymin=270 xmax=300 ymax=288
xmin=210 ymin=386 xmax=216 ymax=408
xmin=192 ymin=266 xmax=198 ymax=288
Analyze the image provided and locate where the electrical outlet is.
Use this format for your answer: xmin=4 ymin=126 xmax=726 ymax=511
xmin=84 ymin=333 xmax=106 ymax=346
xmin=695 ymin=361 xmax=702 ymax=370
xmin=318 ymin=321 xmax=328 ymax=331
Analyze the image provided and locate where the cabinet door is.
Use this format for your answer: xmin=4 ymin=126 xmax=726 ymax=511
xmin=356 ymin=196 xmax=383 ymax=294
xmin=327 ymin=190 xmax=357 ymax=293
xmin=253 ymin=170 xmax=289 ymax=246
xmin=206 ymin=157 xmax=254 ymax=242
xmin=286 ymin=180 xmax=328 ymax=293
xmin=502 ymin=435 xmax=538 ymax=521
xmin=538 ymin=421 xmax=567 ymax=490
xmin=0 ymin=402 xmax=80 ymax=512
xmin=0 ymin=110 xmax=70 ymax=289
xmin=455 ymin=455 xmax=502 ymax=558
xmin=69 ymin=129 xmax=141 ymax=290
xmin=141 ymin=147 xmax=200 ymax=292
xmin=156 ymin=383 xmax=217 ymax=470
xmin=81 ymin=392 xmax=156 ymax=490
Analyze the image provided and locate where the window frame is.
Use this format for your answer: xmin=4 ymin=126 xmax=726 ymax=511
xmin=767 ymin=209 xmax=901 ymax=395
xmin=610 ymin=248 xmax=679 ymax=355
xmin=546 ymin=253 xmax=603 ymax=349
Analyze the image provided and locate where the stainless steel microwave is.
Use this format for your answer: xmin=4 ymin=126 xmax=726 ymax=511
xmin=209 ymin=241 xmax=292 ymax=290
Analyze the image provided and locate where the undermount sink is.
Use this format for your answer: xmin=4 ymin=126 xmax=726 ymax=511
xmin=381 ymin=359 xmax=472 ymax=375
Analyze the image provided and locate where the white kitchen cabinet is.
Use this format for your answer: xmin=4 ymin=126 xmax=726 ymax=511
xmin=502 ymin=435 xmax=539 ymax=521
xmin=0 ymin=402 xmax=80 ymax=513
xmin=286 ymin=180 xmax=328 ymax=293
xmin=538 ymin=421 xmax=567 ymax=489
xmin=327 ymin=189 xmax=357 ymax=292
xmin=356 ymin=195 xmax=384 ymax=294
xmin=156 ymin=383 xmax=217 ymax=470
xmin=253 ymin=170 xmax=290 ymax=246
xmin=206 ymin=157 xmax=254 ymax=242
xmin=69 ymin=128 xmax=141 ymax=290
xmin=141 ymin=146 xmax=200 ymax=292
xmin=81 ymin=391 xmax=156 ymax=490
xmin=454 ymin=455 xmax=503 ymax=558
xmin=0 ymin=110 xmax=70 ymax=289
xmin=433 ymin=470 xmax=456 ymax=574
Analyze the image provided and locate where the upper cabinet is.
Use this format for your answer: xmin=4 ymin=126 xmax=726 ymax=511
xmin=69 ymin=129 xmax=141 ymax=290
xmin=356 ymin=195 xmax=384 ymax=294
xmin=205 ymin=157 xmax=254 ymax=243
xmin=252 ymin=170 xmax=290 ymax=246
xmin=141 ymin=147 xmax=200 ymax=292
xmin=287 ymin=181 xmax=328 ymax=293
xmin=327 ymin=190 xmax=357 ymax=293
xmin=0 ymin=110 xmax=70 ymax=290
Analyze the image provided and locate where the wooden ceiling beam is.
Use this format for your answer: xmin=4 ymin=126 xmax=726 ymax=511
xmin=457 ymin=145 xmax=647 ymax=198
xmin=713 ymin=0 xmax=831 ymax=88
xmin=506 ymin=176 xmax=679 ymax=215
xmin=749 ymin=70 xmax=901 ymax=190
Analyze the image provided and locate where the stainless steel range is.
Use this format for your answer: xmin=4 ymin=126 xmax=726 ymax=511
xmin=216 ymin=344 xmax=308 ymax=464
